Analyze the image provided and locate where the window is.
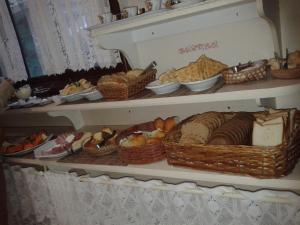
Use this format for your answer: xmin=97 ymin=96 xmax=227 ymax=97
xmin=7 ymin=0 xmax=43 ymax=78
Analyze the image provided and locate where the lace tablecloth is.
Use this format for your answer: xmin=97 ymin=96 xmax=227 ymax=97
xmin=3 ymin=164 xmax=300 ymax=225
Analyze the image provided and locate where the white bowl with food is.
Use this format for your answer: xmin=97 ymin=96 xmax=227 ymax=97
xmin=180 ymin=74 xmax=221 ymax=92
xmin=15 ymin=85 xmax=32 ymax=99
xmin=146 ymin=80 xmax=181 ymax=95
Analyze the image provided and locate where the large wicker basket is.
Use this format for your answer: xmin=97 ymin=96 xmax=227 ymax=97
xmin=97 ymin=69 xmax=156 ymax=100
xmin=116 ymin=122 xmax=165 ymax=164
xmin=164 ymin=111 xmax=300 ymax=178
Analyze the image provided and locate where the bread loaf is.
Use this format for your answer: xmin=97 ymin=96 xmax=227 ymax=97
xmin=179 ymin=112 xmax=225 ymax=144
xmin=252 ymin=108 xmax=296 ymax=146
xmin=209 ymin=112 xmax=254 ymax=145
xmin=252 ymin=120 xmax=284 ymax=146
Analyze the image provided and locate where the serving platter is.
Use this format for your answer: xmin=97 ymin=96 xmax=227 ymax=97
xmin=2 ymin=134 xmax=53 ymax=157
xmin=34 ymin=133 xmax=82 ymax=159
xmin=7 ymin=97 xmax=52 ymax=109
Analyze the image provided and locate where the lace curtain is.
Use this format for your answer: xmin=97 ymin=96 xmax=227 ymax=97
xmin=9 ymin=0 xmax=118 ymax=76
xmin=0 ymin=0 xmax=28 ymax=81
xmin=3 ymin=164 xmax=300 ymax=225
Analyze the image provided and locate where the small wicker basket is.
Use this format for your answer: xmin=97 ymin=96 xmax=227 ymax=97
xmin=116 ymin=122 xmax=165 ymax=164
xmin=164 ymin=111 xmax=300 ymax=178
xmin=271 ymin=67 xmax=300 ymax=79
xmin=97 ymin=69 xmax=156 ymax=100
xmin=222 ymin=60 xmax=268 ymax=84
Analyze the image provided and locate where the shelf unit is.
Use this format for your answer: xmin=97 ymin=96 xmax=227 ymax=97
xmin=2 ymin=0 xmax=299 ymax=194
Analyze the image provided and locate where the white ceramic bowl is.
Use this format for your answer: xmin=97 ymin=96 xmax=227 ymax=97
xmin=146 ymin=80 xmax=181 ymax=95
xmin=180 ymin=74 xmax=221 ymax=92
xmin=15 ymin=85 xmax=32 ymax=99
xmin=80 ymin=89 xmax=103 ymax=101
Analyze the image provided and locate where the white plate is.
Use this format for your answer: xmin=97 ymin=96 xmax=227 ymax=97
xmin=61 ymin=92 xmax=84 ymax=102
xmin=80 ymin=89 xmax=103 ymax=101
xmin=8 ymin=97 xmax=52 ymax=109
xmin=180 ymin=74 xmax=221 ymax=92
xmin=34 ymin=139 xmax=70 ymax=159
xmin=60 ymin=87 xmax=95 ymax=102
xmin=146 ymin=80 xmax=181 ymax=95
xmin=2 ymin=134 xmax=53 ymax=157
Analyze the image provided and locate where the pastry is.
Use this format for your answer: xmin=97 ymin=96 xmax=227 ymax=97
xmin=60 ymin=79 xmax=92 ymax=96
xmin=154 ymin=117 xmax=165 ymax=130
xmin=126 ymin=69 xmax=143 ymax=77
xmin=288 ymin=50 xmax=300 ymax=67
xmin=120 ymin=133 xmax=146 ymax=147
xmin=164 ymin=116 xmax=178 ymax=132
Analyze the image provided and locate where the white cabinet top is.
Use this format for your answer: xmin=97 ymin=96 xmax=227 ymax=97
xmin=87 ymin=0 xmax=255 ymax=36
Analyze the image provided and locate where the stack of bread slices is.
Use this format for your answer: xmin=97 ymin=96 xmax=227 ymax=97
xmin=252 ymin=108 xmax=297 ymax=146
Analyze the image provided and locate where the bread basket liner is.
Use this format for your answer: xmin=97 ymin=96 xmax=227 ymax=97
xmin=97 ymin=69 xmax=156 ymax=100
xmin=163 ymin=111 xmax=300 ymax=178
xmin=222 ymin=60 xmax=268 ymax=84
xmin=116 ymin=121 xmax=166 ymax=164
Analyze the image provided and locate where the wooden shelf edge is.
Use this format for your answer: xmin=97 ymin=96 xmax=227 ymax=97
xmin=4 ymin=157 xmax=300 ymax=193
xmin=2 ymin=79 xmax=300 ymax=115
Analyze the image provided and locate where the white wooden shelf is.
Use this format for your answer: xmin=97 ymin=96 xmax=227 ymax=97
xmin=87 ymin=0 xmax=255 ymax=36
xmin=2 ymin=78 xmax=300 ymax=115
xmin=4 ymin=157 xmax=300 ymax=193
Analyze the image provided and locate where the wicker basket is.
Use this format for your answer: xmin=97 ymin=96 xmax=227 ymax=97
xmin=97 ymin=69 xmax=156 ymax=100
xmin=222 ymin=60 xmax=268 ymax=84
xmin=164 ymin=112 xmax=300 ymax=178
xmin=271 ymin=67 xmax=300 ymax=79
xmin=116 ymin=122 xmax=165 ymax=164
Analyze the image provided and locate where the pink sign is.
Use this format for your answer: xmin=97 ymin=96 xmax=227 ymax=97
xmin=178 ymin=40 xmax=219 ymax=55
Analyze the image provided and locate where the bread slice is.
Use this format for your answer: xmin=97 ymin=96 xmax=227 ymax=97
xmin=252 ymin=120 xmax=284 ymax=146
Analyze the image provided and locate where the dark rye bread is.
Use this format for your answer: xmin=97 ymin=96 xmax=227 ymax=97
xmin=208 ymin=112 xmax=254 ymax=145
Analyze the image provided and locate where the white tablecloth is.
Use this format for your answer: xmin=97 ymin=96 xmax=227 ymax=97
xmin=3 ymin=164 xmax=300 ymax=225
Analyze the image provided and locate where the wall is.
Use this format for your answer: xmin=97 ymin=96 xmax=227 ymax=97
xmin=118 ymin=0 xmax=140 ymax=9
xmin=279 ymin=0 xmax=300 ymax=52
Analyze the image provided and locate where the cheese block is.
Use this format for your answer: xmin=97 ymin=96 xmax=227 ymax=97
xmin=252 ymin=120 xmax=284 ymax=146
